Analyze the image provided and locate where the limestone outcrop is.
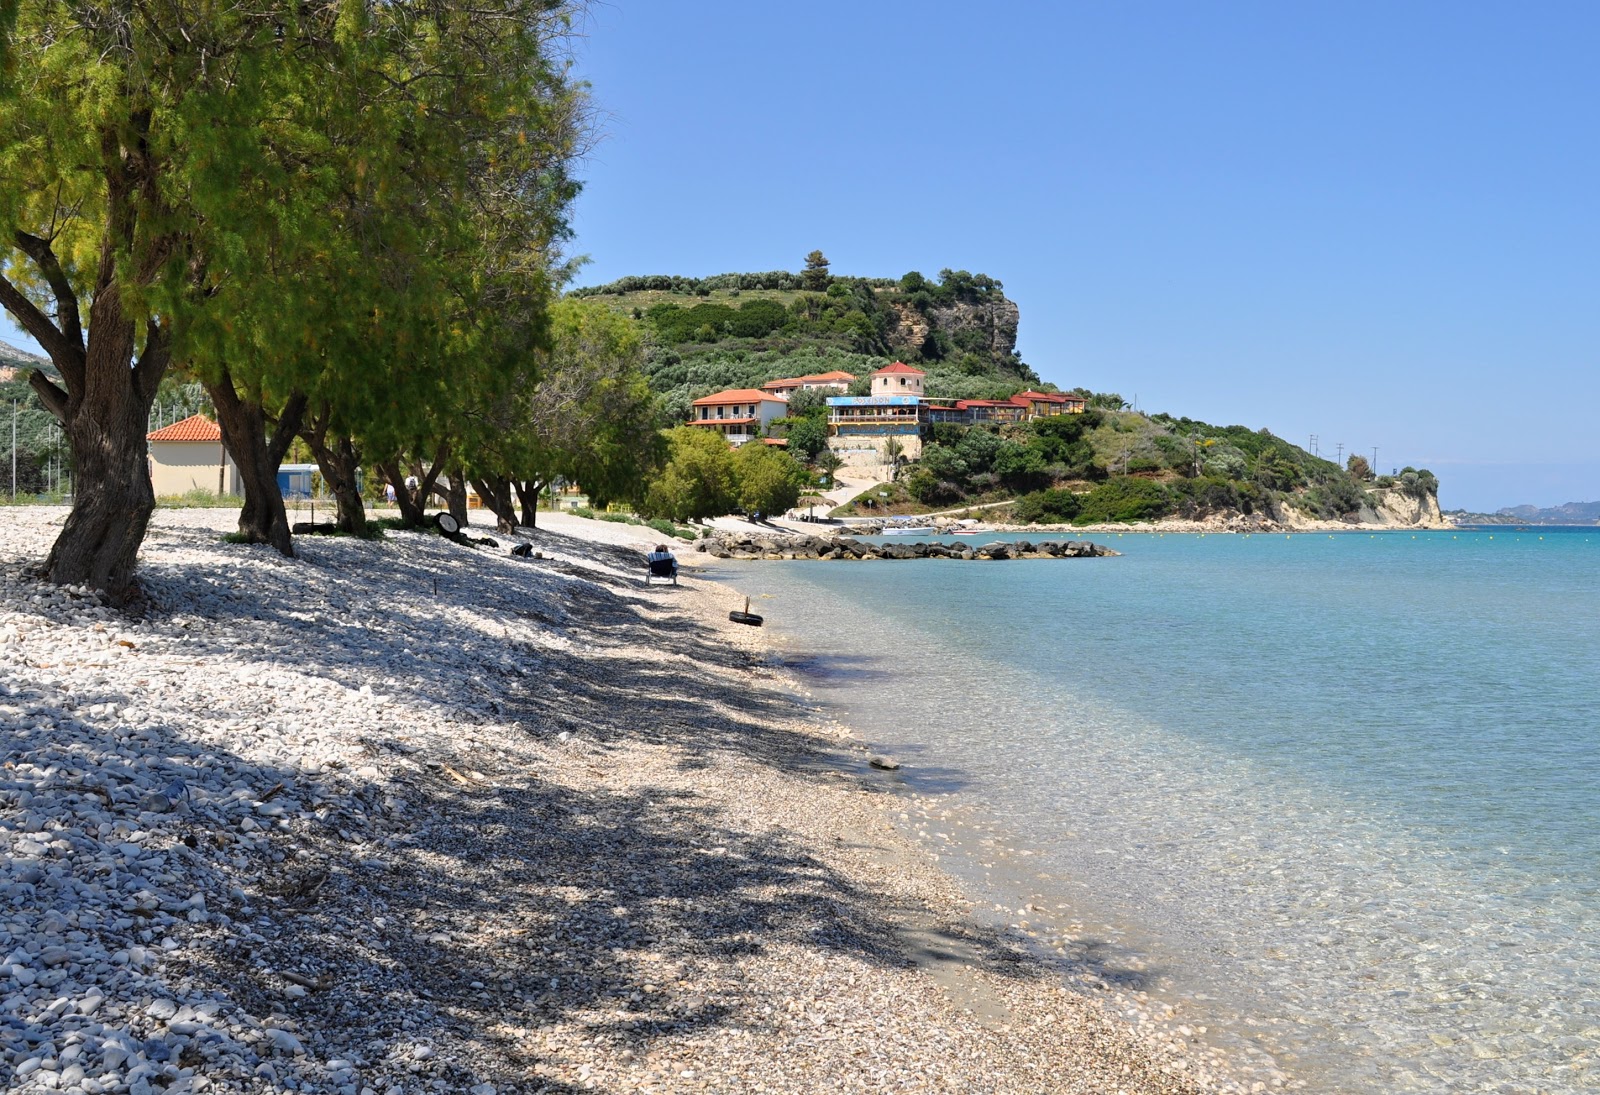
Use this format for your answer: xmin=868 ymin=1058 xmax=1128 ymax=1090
xmin=1363 ymin=486 xmax=1447 ymax=528
xmin=887 ymin=298 xmax=1024 ymax=373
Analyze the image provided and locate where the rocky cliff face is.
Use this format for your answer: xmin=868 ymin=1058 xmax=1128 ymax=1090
xmin=886 ymin=298 xmax=1022 ymax=368
xmin=1361 ymin=486 xmax=1447 ymax=528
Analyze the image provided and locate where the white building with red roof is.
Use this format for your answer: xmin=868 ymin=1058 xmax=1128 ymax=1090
xmin=146 ymin=414 xmax=241 ymax=497
xmin=1010 ymin=390 xmax=1086 ymax=416
xmin=759 ymin=370 xmax=857 ymax=396
xmin=687 ymin=388 xmax=790 ymax=445
xmin=869 ymin=360 xmax=925 ymax=398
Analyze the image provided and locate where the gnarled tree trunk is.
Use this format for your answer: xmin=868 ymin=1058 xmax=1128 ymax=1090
xmin=2 ymin=222 xmax=170 ymax=602
xmin=469 ymin=473 xmax=518 ymax=534
xmin=300 ymin=408 xmax=367 ymax=534
xmin=514 ymin=479 xmax=545 ymax=528
xmin=208 ymin=375 xmax=306 ymax=557
xmin=437 ymin=467 xmax=470 ymax=530
xmin=379 ymin=444 xmax=450 ymax=528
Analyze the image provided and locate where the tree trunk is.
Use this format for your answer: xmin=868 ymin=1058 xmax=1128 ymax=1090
xmin=381 ymin=444 xmax=451 ymax=528
xmin=208 ymin=375 xmax=306 ymax=557
xmin=300 ymin=411 xmax=367 ymax=534
xmin=514 ymin=478 xmax=546 ymax=529
xmin=442 ymin=467 xmax=470 ymax=529
xmin=2 ymin=185 xmax=171 ymax=601
xmin=39 ymin=353 xmax=161 ymax=601
xmin=470 ymin=473 xmax=518 ymax=534
xmin=379 ymin=458 xmax=426 ymax=527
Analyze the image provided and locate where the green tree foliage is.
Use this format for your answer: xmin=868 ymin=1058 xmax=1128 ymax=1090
xmin=649 ymin=298 xmax=790 ymax=344
xmin=733 ymin=443 xmax=807 ymax=515
xmin=578 ymin=268 xmax=1038 ymax=402
xmin=0 ymin=0 xmax=585 ymax=585
xmin=1347 ymin=453 xmax=1374 ymax=481
xmin=782 ymin=416 xmax=829 ymax=462
xmin=802 ymin=250 xmax=832 ymax=292
xmin=1013 ymin=488 xmax=1082 ymax=524
xmin=783 ymin=386 xmax=831 ymax=417
xmin=1170 ymin=476 xmax=1262 ymax=517
xmin=469 ymin=299 xmax=662 ymax=523
xmin=641 ymin=427 xmax=737 ymax=521
xmin=1075 ymin=477 xmax=1173 ymax=523
xmin=1397 ymin=466 xmax=1439 ymax=498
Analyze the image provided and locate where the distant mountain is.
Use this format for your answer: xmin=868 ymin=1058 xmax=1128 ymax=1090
xmin=1493 ymin=501 xmax=1600 ymax=524
xmin=0 ymin=339 xmax=48 ymax=371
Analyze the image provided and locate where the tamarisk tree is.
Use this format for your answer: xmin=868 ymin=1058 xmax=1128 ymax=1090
xmin=0 ymin=0 xmax=588 ymax=588
xmin=464 ymin=299 xmax=661 ymax=531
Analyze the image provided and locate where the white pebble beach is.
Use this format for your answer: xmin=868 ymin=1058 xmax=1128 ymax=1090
xmin=1 ymin=506 xmax=1256 ymax=1094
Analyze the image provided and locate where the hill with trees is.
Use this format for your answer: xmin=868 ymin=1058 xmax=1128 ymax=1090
xmin=570 ymin=261 xmax=1040 ymax=421
xmin=573 ymin=260 xmax=1440 ymax=529
xmin=826 ymin=403 xmax=1441 ymax=527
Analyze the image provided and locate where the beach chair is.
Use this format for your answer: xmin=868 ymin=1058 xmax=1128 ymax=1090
xmin=645 ymin=556 xmax=678 ymax=585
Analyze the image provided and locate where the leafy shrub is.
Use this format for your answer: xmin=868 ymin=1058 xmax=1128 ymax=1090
xmin=1074 ymin=477 xmax=1172 ymax=523
xmin=1170 ymin=476 xmax=1260 ymax=517
xmin=1397 ymin=467 xmax=1438 ymax=497
xmin=1013 ymin=488 xmax=1082 ymax=524
xmin=905 ymin=468 xmax=964 ymax=505
xmin=1152 ymin=433 xmax=1196 ymax=471
xmin=572 ymin=505 xmax=596 ymax=518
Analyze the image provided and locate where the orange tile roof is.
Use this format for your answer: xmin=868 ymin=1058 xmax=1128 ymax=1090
xmin=147 ymin=414 xmax=222 ymax=442
xmin=1013 ymin=390 xmax=1074 ymax=404
xmin=761 ymin=370 xmax=858 ymax=390
xmin=873 ymin=361 xmax=925 ymax=376
xmin=691 ymin=388 xmax=787 ymax=406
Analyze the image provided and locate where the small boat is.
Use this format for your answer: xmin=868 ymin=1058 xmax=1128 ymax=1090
xmin=882 ymin=524 xmax=934 ymax=536
xmin=951 ymin=529 xmax=983 ymax=536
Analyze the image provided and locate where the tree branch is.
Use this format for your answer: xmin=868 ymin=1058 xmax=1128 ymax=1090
xmin=12 ymin=231 xmax=85 ymax=355
xmin=0 ymin=271 xmax=85 ymax=390
xmin=27 ymin=370 xmax=70 ymax=423
xmin=133 ymin=319 xmax=171 ymax=403
xmin=267 ymin=390 xmax=309 ymax=467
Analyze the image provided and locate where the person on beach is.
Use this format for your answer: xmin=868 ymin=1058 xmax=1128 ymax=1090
xmin=646 ymin=543 xmax=677 ymax=578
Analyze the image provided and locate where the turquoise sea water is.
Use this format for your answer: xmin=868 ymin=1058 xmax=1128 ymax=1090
xmin=712 ymin=529 xmax=1600 ymax=1094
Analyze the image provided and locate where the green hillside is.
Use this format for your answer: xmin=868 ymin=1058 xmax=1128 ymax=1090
xmin=831 ymin=405 xmax=1438 ymax=526
xmin=570 ymin=263 xmax=1045 ymax=419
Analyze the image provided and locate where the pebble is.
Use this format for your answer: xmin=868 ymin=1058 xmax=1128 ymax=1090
xmin=0 ymin=508 xmax=1248 ymax=1095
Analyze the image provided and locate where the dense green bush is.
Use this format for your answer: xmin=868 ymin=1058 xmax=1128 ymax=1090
xmin=1013 ymin=488 xmax=1082 ymax=524
xmin=1397 ymin=467 xmax=1439 ymax=497
xmin=1170 ymin=476 xmax=1263 ymax=517
xmin=1074 ymin=477 xmax=1172 ymax=524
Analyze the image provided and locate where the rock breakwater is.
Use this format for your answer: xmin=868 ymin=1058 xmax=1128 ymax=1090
xmin=696 ymin=534 xmax=1117 ymax=561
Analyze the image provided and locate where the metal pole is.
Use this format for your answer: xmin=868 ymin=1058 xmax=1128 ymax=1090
xmin=10 ymin=400 xmax=16 ymax=501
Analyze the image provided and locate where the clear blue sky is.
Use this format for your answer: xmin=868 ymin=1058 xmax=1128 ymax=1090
xmin=6 ymin=2 xmax=1596 ymax=511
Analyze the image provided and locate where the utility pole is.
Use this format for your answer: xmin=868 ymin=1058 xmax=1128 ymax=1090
xmin=1371 ymin=447 xmax=1378 ymax=477
xmin=1335 ymin=441 xmax=1344 ymax=467
xmin=10 ymin=400 xmax=16 ymax=501
xmin=1309 ymin=433 xmax=1319 ymax=458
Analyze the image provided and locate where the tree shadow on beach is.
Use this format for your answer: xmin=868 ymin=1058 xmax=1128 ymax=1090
xmin=2 ymin=517 xmax=1172 ymax=1090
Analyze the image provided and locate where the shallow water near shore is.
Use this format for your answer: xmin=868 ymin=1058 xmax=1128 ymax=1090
xmin=709 ymin=528 xmax=1600 ymax=1094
